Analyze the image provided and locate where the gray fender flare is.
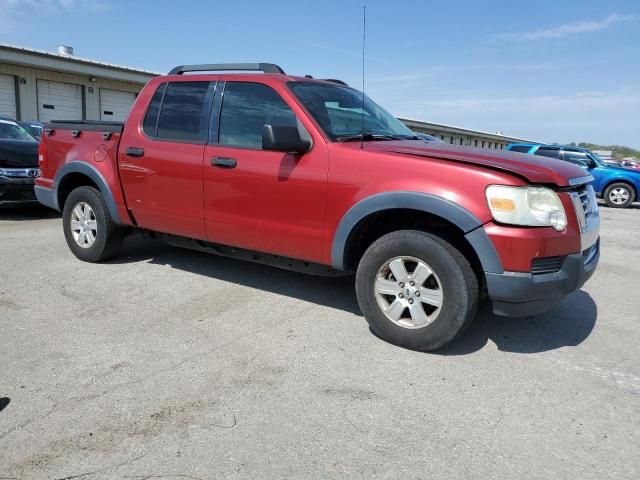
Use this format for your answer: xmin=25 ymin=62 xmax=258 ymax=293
xmin=53 ymin=161 xmax=122 ymax=224
xmin=330 ymin=191 xmax=503 ymax=274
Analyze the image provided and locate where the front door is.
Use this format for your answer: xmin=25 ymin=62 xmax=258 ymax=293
xmin=118 ymin=80 xmax=215 ymax=239
xmin=203 ymin=81 xmax=328 ymax=263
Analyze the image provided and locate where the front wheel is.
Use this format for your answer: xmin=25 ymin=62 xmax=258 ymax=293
xmin=355 ymin=230 xmax=479 ymax=351
xmin=62 ymin=186 xmax=123 ymax=262
xmin=604 ymin=182 xmax=635 ymax=208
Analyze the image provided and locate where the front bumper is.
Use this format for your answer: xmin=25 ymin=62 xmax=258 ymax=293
xmin=486 ymin=240 xmax=600 ymax=317
xmin=0 ymin=176 xmax=38 ymax=206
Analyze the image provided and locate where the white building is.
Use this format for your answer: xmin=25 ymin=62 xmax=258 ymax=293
xmin=0 ymin=43 xmax=158 ymax=122
xmin=399 ymin=117 xmax=537 ymax=151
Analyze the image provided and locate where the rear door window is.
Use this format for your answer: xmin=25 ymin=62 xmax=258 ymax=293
xmin=534 ymin=147 xmax=560 ymax=159
xmin=218 ymin=82 xmax=298 ymax=149
xmin=562 ymin=150 xmax=590 ymax=167
xmin=148 ymin=81 xmax=211 ymax=142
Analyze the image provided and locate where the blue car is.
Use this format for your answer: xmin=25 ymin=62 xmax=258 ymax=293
xmin=506 ymin=143 xmax=640 ymax=208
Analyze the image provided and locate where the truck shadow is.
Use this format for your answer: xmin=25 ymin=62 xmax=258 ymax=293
xmin=113 ymin=235 xmax=597 ymax=355
xmin=435 ymin=291 xmax=597 ymax=355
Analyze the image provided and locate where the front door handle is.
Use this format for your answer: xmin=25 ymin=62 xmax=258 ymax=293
xmin=211 ymin=157 xmax=237 ymax=169
xmin=125 ymin=147 xmax=145 ymax=158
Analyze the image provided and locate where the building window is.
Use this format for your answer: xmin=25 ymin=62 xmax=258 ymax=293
xmin=474 ymin=140 xmax=478 ymax=147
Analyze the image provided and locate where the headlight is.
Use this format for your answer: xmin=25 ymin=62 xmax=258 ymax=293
xmin=486 ymin=185 xmax=567 ymax=231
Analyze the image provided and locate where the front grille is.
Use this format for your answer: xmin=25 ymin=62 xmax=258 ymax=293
xmin=572 ymin=185 xmax=598 ymax=232
xmin=531 ymin=256 xmax=566 ymax=274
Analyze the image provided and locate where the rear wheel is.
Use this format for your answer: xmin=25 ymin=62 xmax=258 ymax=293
xmin=62 ymin=186 xmax=123 ymax=262
xmin=355 ymin=230 xmax=478 ymax=351
xmin=604 ymin=182 xmax=635 ymax=208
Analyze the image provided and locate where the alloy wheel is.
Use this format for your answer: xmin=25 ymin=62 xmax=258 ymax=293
xmin=374 ymin=256 xmax=444 ymax=329
xmin=70 ymin=202 xmax=98 ymax=249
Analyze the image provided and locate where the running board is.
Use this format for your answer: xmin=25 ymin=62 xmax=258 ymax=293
xmin=142 ymin=231 xmax=347 ymax=277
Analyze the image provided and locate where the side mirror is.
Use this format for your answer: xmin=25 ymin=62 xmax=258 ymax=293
xmin=262 ymin=125 xmax=311 ymax=154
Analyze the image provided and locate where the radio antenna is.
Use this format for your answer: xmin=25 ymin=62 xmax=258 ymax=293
xmin=360 ymin=5 xmax=366 ymax=150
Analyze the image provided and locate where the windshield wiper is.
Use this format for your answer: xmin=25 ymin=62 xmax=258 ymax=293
xmin=335 ymin=132 xmax=398 ymax=142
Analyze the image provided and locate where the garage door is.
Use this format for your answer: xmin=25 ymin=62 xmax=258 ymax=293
xmin=0 ymin=74 xmax=17 ymax=118
xmin=100 ymin=89 xmax=136 ymax=121
xmin=37 ymin=80 xmax=83 ymax=122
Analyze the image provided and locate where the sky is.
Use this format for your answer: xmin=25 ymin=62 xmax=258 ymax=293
xmin=1 ymin=0 xmax=639 ymax=148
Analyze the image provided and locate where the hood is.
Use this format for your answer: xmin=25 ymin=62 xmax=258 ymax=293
xmin=603 ymin=165 xmax=640 ymax=175
xmin=364 ymin=141 xmax=587 ymax=187
xmin=0 ymin=139 xmax=39 ymax=168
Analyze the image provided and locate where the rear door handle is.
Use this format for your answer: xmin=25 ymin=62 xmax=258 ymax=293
xmin=211 ymin=157 xmax=237 ymax=169
xmin=125 ymin=147 xmax=145 ymax=158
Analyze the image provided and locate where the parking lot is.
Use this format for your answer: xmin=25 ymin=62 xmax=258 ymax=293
xmin=0 ymin=204 xmax=638 ymax=479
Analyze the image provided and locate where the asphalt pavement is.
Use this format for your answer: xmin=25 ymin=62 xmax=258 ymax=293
xmin=1 ymin=203 xmax=638 ymax=479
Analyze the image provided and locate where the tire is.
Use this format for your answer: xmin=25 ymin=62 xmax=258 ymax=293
xmin=62 ymin=186 xmax=123 ymax=262
xmin=355 ymin=230 xmax=479 ymax=351
xmin=603 ymin=182 xmax=635 ymax=208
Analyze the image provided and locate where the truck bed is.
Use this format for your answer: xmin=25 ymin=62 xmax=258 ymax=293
xmin=44 ymin=120 xmax=124 ymax=133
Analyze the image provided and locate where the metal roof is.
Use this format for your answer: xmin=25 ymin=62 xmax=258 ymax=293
xmin=0 ymin=42 xmax=161 ymax=83
xmin=399 ymin=116 xmax=539 ymax=143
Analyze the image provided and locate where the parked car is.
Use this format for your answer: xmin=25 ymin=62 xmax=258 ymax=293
xmin=18 ymin=121 xmax=43 ymax=140
xmin=620 ymin=160 xmax=640 ymax=171
xmin=35 ymin=63 xmax=600 ymax=351
xmin=506 ymin=143 xmax=640 ymax=208
xmin=412 ymin=132 xmax=444 ymax=143
xmin=0 ymin=118 xmax=40 ymax=206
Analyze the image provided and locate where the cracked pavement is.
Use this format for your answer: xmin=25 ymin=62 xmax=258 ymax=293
xmin=0 ymin=204 xmax=639 ymax=479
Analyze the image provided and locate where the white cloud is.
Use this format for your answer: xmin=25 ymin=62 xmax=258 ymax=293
xmin=491 ymin=13 xmax=635 ymax=43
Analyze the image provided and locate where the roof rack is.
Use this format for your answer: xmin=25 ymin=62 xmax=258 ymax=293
xmin=302 ymin=75 xmax=349 ymax=87
xmin=168 ymin=63 xmax=285 ymax=75
xmin=323 ymin=79 xmax=349 ymax=86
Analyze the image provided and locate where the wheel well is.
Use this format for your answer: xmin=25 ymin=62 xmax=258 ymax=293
xmin=57 ymin=173 xmax=99 ymax=210
xmin=342 ymin=208 xmax=484 ymax=283
xmin=604 ymin=180 xmax=637 ymax=197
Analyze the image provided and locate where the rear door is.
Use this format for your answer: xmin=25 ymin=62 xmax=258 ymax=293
xmin=203 ymin=80 xmax=328 ymax=262
xmin=36 ymin=80 xmax=83 ymax=121
xmin=118 ymin=79 xmax=216 ymax=239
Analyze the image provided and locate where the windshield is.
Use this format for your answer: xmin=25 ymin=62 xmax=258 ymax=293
xmin=21 ymin=123 xmax=43 ymax=139
xmin=0 ymin=119 xmax=36 ymax=141
xmin=288 ymin=82 xmax=415 ymax=141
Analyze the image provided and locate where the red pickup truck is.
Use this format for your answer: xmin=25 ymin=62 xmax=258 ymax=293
xmin=35 ymin=63 xmax=600 ymax=351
